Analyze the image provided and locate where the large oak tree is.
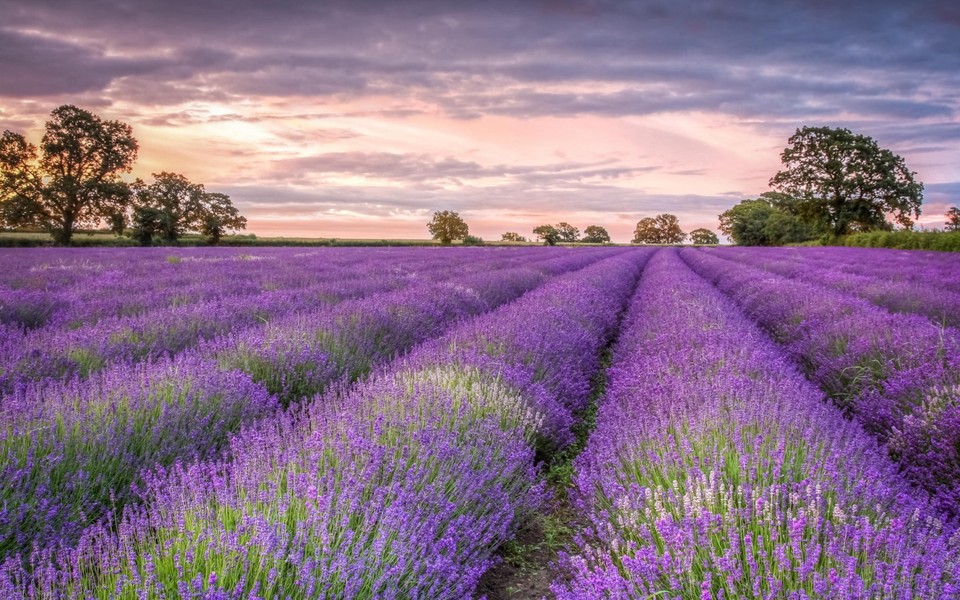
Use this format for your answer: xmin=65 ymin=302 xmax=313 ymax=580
xmin=0 ymin=105 xmax=138 ymax=244
xmin=769 ymin=126 xmax=923 ymax=236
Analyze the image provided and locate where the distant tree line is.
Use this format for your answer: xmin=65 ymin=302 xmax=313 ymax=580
xmin=427 ymin=212 xmax=721 ymax=246
xmin=0 ymin=105 xmax=246 ymax=245
xmin=628 ymin=214 xmax=718 ymax=245
xmin=431 ymin=125 xmax=931 ymax=249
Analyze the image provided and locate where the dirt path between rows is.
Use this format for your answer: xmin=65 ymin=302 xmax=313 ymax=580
xmin=475 ymin=348 xmax=613 ymax=600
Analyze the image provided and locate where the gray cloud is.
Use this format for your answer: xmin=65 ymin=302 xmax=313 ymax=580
xmin=0 ymin=29 xmax=126 ymax=97
xmin=260 ymin=152 xmax=655 ymax=186
xmin=0 ymin=0 xmax=957 ymax=125
xmin=924 ymin=182 xmax=960 ymax=203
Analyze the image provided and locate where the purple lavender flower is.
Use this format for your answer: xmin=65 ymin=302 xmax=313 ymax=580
xmin=682 ymin=246 xmax=960 ymax=517
xmin=0 ymin=248 xmax=644 ymax=598
xmin=0 ymin=353 xmax=277 ymax=558
xmin=554 ymin=249 xmax=960 ymax=599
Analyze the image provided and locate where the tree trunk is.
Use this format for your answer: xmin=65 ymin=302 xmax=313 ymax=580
xmin=54 ymin=212 xmax=75 ymax=245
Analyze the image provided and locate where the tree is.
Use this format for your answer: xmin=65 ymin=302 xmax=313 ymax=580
xmin=132 ymin=172 xmax=203 ymax=242
xmin=501 ymin=232 xmax=527 ymax=242
xmin=689 ymin=228 xmax=719 ymax=245
xmin=946 ymin=207 xmax=960 ymax=232
xmin=107 ymin=211 xmax=126 ymax=237
xmin=0 ymin=194 xmax=43 ymax=231
xmin=769 ymin=126 xmax=923 ymax=236
xmin=581 ymin=225 xmax=610 ymax=244
xmin=632 ymin=217 xmax=658 ymax=244
xmin=198 ymin=192 xmax=247 ymax=244
xmin=533 ymin=224 xmax=560 ymax=246
xmin=655 ymin=214 xmax=685 ymax=244
xmin=427 ymin=210 xmax=469 ymax=245
xmin=631 ymin=213 xmax=686 ymax=244
xmin=718 ymin=195 xmax=819 ymax=246
xmin=0 ymin=105 xmax=138 ymax=244
xmin=130 ymin=206 xmax=167 ymax=246
xmin=132 ymin=172 xmax=245 ymax=244
xmin=555 ymin=222 xmax=580 ymax=243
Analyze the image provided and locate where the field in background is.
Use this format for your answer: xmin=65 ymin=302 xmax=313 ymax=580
xmin=0 ymin=230 xmax=661 ymax=247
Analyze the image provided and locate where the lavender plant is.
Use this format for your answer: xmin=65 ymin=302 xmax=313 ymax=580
xmin=683 ymin=247 xmax=960 ymax=517
xmin=208 ymin=253 xmax=612 ymax=406
xmin=0 ymin=250 xmax=645 ymax=598
xmin=0 ymin=354 xmax=277 ymax=558
xmin=0 ymin=247 xmax=558 ymax=391
xmin=0 ymin=250 xmax=605 ymax=562
xmin=554 ymin=249 xmax=960 ymax=599
xmin=718 ymin=246 xmax=960 ymax=328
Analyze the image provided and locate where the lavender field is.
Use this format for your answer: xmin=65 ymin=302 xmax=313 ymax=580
xmin=0 ymin=246 xmax=959 ymax=599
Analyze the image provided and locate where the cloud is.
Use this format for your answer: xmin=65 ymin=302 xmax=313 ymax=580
xmin=1 ymin=0 xmax=957 ymax=124
xmin=222 ymin=177 xmax=737 ymax=217
xmin=259 ymin=152 xmax=656 ymax=187
xmin=0 ymin=29 xmax=128 ymax=97
xmin=924 ymin=182 xmax=960 ymax=204
xmin=224 ymin=178 xmax=734 ymax=241
xmin=2 ymin=0 xmax=957 ymax=238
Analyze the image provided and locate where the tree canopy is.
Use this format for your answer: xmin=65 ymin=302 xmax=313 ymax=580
xmin=632 ymin=214 xmax=685 ymax=244
xmin=427 ymin=210 xmax=469 ymax=245
xmin=769 ymin=126 xmax=923 ymax=236
xmin=946 ymin=207 xmax=960 ymax=232
xmin=555 ymin=222 xmax=580 ymax=243
xmin=501 ymin=232 xmax=527 ymax=242
xmin=581 ymin=225 xmax=610 ymax=244
xmin=688 ymin=228 xmax=719 ymax=245
xmin=197 ymin=192 xmax=247 ymax=244
xmin=0 ymin=105 xmax=138 ymax=244
xmin=719 ymin=194 xmax=819 ymax=246
xmin=533 ymin=224 xmax=560 ymax=246
xmin=130 ymin=172 xmax=245 ymax=244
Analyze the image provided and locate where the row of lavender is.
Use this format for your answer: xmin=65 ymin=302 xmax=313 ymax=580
xmin=0 ymin=246 xmax=562 ymax=326
xmin=1 ymin=250 xmax=651 ymax=598
xmin=716 ymin=246 xmax=960 ymax=328
xmin=0 ymin=248 xmax=570 ymax=391
xmin=762 ymin=245 xmax=960 ymax=294
xmin=0 ymin=248 xmax=420 ymax=330
xmin=554 ymin=249 xmax=959 ymax=598
xmin=0 ymin=248 xmax=618 ymax=559
xmin=682 ymin=248 xmax=960 ymax=518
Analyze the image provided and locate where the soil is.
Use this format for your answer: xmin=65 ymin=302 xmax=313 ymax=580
xmin=475 ymin=480 xmax=596 ymax=600
xmin=475 ymin=340 xmax=618 ymax=600
xmin=474 ymin=517 xmax=558 ymax=600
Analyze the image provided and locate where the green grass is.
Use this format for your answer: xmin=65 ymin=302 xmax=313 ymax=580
xmin=795 ymin=229 xmax=960 ymax=252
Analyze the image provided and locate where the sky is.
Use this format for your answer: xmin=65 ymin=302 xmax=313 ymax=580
xmin=0 ymin=0 xmax=958 ymax=242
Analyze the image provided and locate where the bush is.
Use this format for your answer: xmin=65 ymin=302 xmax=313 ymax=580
xmin=462 ymin=235 xmax=485 ymax=246
xmin=840 ymin=230 xmax=960 ymax=252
